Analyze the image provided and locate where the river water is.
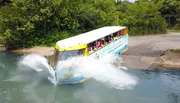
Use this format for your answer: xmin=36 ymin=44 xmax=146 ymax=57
xmin=0 ymin=52 xmax=180 ymax=103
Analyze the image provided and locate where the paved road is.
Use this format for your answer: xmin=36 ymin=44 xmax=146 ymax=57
xmin=122 ymin=32 xmax=180 ymax=69
xmin=125 ymin=32 xmax=180 ymax=56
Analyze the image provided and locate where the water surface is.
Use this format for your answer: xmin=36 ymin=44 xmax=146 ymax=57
xmin=0 ymin=52 xmax=180 ymax=103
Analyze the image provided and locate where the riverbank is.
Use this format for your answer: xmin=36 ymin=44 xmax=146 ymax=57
xmin=0 ymin=45 xmax=6 ymax=52
xmin=9 ymin=32 xmax=180 ymax=69
xmin=10 ymin=47 xmax=54 ymax=56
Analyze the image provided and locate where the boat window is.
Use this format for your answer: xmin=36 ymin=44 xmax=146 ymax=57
xmin=101 ymin=38 xmax=105 ymax=46
xmin=117 ymin=31 xmax=120 ymax=37
xmin=56 ymin=49 xmax=84 ymax=61
xmin=87 ymin=29 xmax=128 ymax=55
xmin=118 ymin=31 xmax=122 ymax=37
xmin=122 ymin=29 xmax=126 ymax=36
xmin=104 ymin=35 xmax=113 ymax=44
xmin=88 ymin=42 xmax=96 ymax=54
xmin=105 ymin=36 xmax=108 ymax=44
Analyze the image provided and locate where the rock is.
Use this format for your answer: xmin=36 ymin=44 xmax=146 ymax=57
xmin=151 ymin=52 xmax=180 ymax=69
xmin=0 ymin=45 xmax=6 ymax=52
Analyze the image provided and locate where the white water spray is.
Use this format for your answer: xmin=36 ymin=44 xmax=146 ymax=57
xmin=56 ymin=55 xmax=138 ymax=89
xmin=18 ymin=54 xmax=49 ymax=72
xmin=17 ymin=54 xmax=137 ymax=89
xmin=9 ymin=54 xmax=55 ymax=83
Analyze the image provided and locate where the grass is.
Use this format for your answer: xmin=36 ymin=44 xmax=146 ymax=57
xmin=167 ymin=49 xmax=180 ymax=53
xmin=167 ymin=29 xmax=180 ymax=33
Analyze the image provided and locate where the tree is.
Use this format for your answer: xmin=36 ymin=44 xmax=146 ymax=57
xmin=117 ymin=0 xmax=167 ymax=35
xmin=0 ymin=0 xmax=120 ymax=49
xmin=0 ymin=0 xmax=63 ymax=49
xmin=0 ymin=0 xmax=11 ymax=6
xmin=160 ymin=0 xmax=180 ymax=28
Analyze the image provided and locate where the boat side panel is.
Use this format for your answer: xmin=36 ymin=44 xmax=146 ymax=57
xmin=58 ymin=75 xmax=85 ymax=83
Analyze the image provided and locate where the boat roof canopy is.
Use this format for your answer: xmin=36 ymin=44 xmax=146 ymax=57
xmin=56 ymin=26 xmax=126 ymax=48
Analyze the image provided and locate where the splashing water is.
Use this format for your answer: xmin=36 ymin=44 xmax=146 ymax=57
xmin=15 ymin=54 xmax=137 ymax=89
xmin=18 ymin=54 xmax=56 ymax=78
xmin=8 ymin=54 xmax=55 ymax=84
xmin=56 ymin=55 xmax=138 ymax=90
xmin=18 ymin=54 xmax=49 ymax=72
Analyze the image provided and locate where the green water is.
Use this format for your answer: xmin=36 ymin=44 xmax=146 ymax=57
xmin=1 ymin=52 xmax=180 ymax=103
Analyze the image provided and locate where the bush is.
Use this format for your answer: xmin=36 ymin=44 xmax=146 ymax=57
xmin=173 ymin=24 xmax=180 ymax=30
xmin=0 ymin=36 xmax=5 ymax=44
xmin=41 ymin=31 xmax=70 ymax=46
xmin=0 ymin=0 xmax=119 ymax=50
xmin=118 ymin=0 xmax=167 ymax=36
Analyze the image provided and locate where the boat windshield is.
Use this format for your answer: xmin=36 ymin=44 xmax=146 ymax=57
xmin=56 ymin=49 xmax=84 ymax=61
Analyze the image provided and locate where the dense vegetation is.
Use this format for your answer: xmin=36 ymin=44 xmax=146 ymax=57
xmin=0 ymin=0 xmax=179 ymax=49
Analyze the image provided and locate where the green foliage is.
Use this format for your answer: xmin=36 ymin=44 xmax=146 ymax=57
xmin=0 ymin=0 xmax=119 ymax=49
xmin=168 ymin=49 xmax=180 ymax=53
xmin=0 ymin=0 xmax=178 ymax=49
xmin=160 ymin=0 xmax=180 ymax=28
xmin=117 ymin=0 xmax=167 ymax=35
xmin=41 ymin=31 xmax=70 ymax=47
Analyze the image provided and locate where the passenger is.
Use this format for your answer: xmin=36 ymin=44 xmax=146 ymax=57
xmin=88 ymin=44 xmax=91 ymax=51
xmin=119 ymin=31 xmax=122 ymax=37
xmin=101 ymin=38 xmax=105 ymax=47
xmin=117 ymin=32 xmax=120 ymax=38
xmin=113 ymin=33 xmax=117 ymax=40
xmin=122 ymin=30 xmax=125 ymax=36
xmin=104 ymin=40 xmax=108 ymax=45
xmin=114 ymin=36 xmax=118 ymax=40
xmin=107 ymin=36 xmax=111 ymax=43
xmin=92 ymin=42 xmax=97 ymax=51
xmin=97 ymin=40 xmax=102 ymax=49
xmin=105 ymin=36 xmax=109 ymax=44
xmin=107 ymin=36 xmax=110 ymax=43
xmin=110 ymin=35 xmax=113 ymax=42
xmin=89 ymin=46 xmax=94 ymax=53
